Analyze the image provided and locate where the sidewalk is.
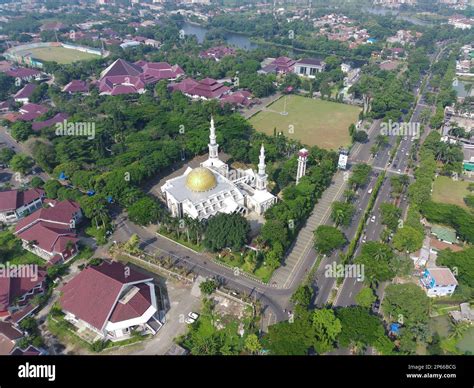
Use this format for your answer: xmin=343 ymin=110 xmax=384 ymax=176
xmin=270 ymin=171 xmax=347 ymax=289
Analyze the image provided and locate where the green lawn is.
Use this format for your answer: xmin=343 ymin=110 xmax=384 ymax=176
xmin=23 ymin=46 xmax=100 ymax=64
xmin=432 ymin=176 xmax=470 ymax=209
xmin=249 ymin=95 xmax=360 ymax=150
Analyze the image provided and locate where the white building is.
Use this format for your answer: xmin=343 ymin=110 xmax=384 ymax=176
xmin=293 ymin=58 xmax=326 ymax=79
xmin=421 ymin=267 xmax=458 ymax=297
xmin=161 ymin=118 xmax=277 ymax=220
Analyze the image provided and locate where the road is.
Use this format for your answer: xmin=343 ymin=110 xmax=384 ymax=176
xmin=333 ymin=43 xmax=446 ymax=308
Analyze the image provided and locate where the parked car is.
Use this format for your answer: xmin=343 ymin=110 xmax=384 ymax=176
xmin=185 ymin=317 xmax=195 ymax=325
xmin=188 ymin=312 xmax=199 ymax=320
xmin=373 ymin=299 xmax=381 ymax=313
xmin=370 ymin=215 xmax=376 ymax=223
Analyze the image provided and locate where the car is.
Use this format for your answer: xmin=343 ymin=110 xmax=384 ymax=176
xmin=185 ymin=317 xmax=195 ymax=324
xmin=362 ymin=235 xmax=367 ymax=243
xmin=188 ymin=312 xmax=199 ymax=320
xmin=398 ymin=168 xmax=401 ymax=173
xmin=373 ymin=300 xmax=381 ymax=312
xmin=367 ymin=188 xmax=373 ymax=194
xmin=370 ymin=215 xmax=376 ymax=223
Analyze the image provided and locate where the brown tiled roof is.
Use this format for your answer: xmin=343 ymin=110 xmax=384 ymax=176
xmin=59 ymin=261 xmax=152 ymax=331
xmin=109 ymin=284 xmax=152 ymax=323
xmin=0 ymin=188 xmax=44 ymax=212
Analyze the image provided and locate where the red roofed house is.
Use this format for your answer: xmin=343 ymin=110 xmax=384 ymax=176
xmin=169 ymin=77 xmax=231 ymax=100
xmin=62 ymin=80 xmax=89 ymax=94
xmin=14 ymin=83 xmax=37 ymax=104
xmin=98 ymin=58 xmax=184 ymax=96
xmin=32 ymin=112 xmax=69 ymax=132
xmin=0 ymin=268 xmax=46 ymax=321
xmin=199 ymin=46 xmax=236 ymax=61
xmin=15 ymin=200 xmax=82 ymax=263
xmin=4 ymin=67 xmax=42 ymax=83
xmin=220 ymin=90 xmax=257 ymax=108
xmin=0 ymin=321 xmax=24 ymax=355
xmin=60 ymin=261 xmax=162 ymax=341
xmin=0 ymin=188 xmax=45 ymax=224
xmin=260 ymin=56 xmax=296 ymax=75
xmin=17 ymin=103 xmax=49 ymax=122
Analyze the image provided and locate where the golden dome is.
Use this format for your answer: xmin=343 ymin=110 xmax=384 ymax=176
xmin=186 ymin=167 xmax=217 ymax=192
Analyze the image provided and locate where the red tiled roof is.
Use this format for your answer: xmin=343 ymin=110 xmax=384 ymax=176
xmin=16 ymin=222 xmax=77 ymax=254
xmin=4 ymin=67 xmax=41 ymax=79
xmin=14 ymin=83 xmax=37 ymax=100
xmin=62 ymin=80 xmax=89 ymax=93
xmin=59 ymin=261 xmax=152 ymax=330
xmin=109 ymin=283 xmax=152 ymax=323
xmin=32 ymin=112 xmax=69 ymax=131
xmin=0 ymin=188 xmax=44 ymax=212
xmin=15 ymin=199 xmax=80 ymax=233
xmin=0 ymin=322 xmax=23 ymax=341
xmin=10 ymin=345 xmax=42 ymax=355
xmin=170 ymin=77 xmax=230 ymax=99
xmin=0 ymin=269 xmax=46 ymax=313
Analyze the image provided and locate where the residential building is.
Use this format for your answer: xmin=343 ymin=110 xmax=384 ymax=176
xmin=169 ymin=77 xmax=231 ymax=100
xmin=59 ymin=261 xmax=162 ymax=341
xmin=0 ymin=269 xmax=46 ymax=320
xmin=14 ymin=199 xmax=82 ymax=263
xmin=259 ymin=57 xmax=296 ymax=75
xmin=0 ymin=188 xmax=45 ymax=224
xmin=420 ymin=267 xmax=458 ymax=297
xmin=13 ymin=83 xmax=37 ymax=104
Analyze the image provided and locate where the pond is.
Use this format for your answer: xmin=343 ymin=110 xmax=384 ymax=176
xmin=453 ymin=78 xmax=474 ymax=98
xmin=180 ymin=21 xmax=258 ymax=50
xmin=456 ymin=327 xmax=474 ymax=354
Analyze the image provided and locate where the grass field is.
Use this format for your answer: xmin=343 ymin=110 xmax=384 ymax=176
xmin=21 ymin=46 xmax=100 ymax=64
xmin=432 ymin=176 xmax=470 ymax=209
xmin=249 ymin=95 xmax=360 ymax=150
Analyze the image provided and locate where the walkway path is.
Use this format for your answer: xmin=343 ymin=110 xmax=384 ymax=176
xmin=270 ymin=171 xmax=347 ymax=289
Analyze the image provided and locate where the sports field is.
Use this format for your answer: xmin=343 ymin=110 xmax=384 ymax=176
xmin=432 ymin=175 xmax=470 ymax=209
xmin=249 ymin=95 xmax=360 ymax=150
xmin=20 ymin=46 xmax=100 ymax=64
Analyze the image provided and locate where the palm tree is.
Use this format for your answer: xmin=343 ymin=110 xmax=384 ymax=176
xmin=448 ymin=321 xmax=470 ymax=340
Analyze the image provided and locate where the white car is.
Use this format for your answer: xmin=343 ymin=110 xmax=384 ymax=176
xmin=185 ymin=317 xmax=195 ymax=325
xmin=188 ymin=312 xmax=199 ymax=320
xmin=370 ymin=215 xmax=376 ymax=223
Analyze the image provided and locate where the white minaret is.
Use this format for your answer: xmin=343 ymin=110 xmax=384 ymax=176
xmin=296 ymin=148 xmax=309 ymax=184
xmin=208 ymin=116 xmax=219 ymax=160
xmin=256 ymin=144 xmax=268 ymax=191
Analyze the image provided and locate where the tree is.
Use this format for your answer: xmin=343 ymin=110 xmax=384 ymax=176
xmin=204 ymin=213 xmax=250 ymax=252
xmin=353 ymin=130 xmax=368 ymax=143
xmin=244 ymin=334 xmax=262 ymax=355
xmin=261 ymin=219 xmax=289 ymax=248
xmin=354 ymin=242 xmax=395 ymax=286
xmin=124 ymin=234 xmax=141 ymax=255
xmin=355 ymin=287 xmax=377 ymax=309
xmin=127 ymin=196 xmax=161 ymax=225
xmin=0 ymin=148 xmax=15 ymax=165
xmin=380 ymin=203 xmax=402 ymax=231
xmin=311 ymin=308 xmax=342 ymax=354
xmin=392 ymin=225 xmax=424 ymax=253
xmin=10 ymin=121 xmax=33 ymax=142
xmin=10 ymin=154 xmax=34 ymax=176
xmin=382 ymin=284 xmax=430 ymax=328
xmin=200 ymin=279 xmax=218 ymax=295
xmin=336 ymin=306 xmax=392 ymax=353
xmin=331 ymin=202 xmax=355 ymax=227
xmin=314 ymin=225 xmax=346 ymax=255
xmin=30 ymin=176 xmax=44 ymax=188
xmin=349 ymin=163 xmax=371 ymax=189
xmin=43 ymin=179 xmax=62 ymax=199
xmin=291 ymin=285 xmax=313 ymax=308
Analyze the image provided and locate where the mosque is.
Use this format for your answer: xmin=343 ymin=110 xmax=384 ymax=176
xmin=161 ymin=118 xmax=277 ymax=221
